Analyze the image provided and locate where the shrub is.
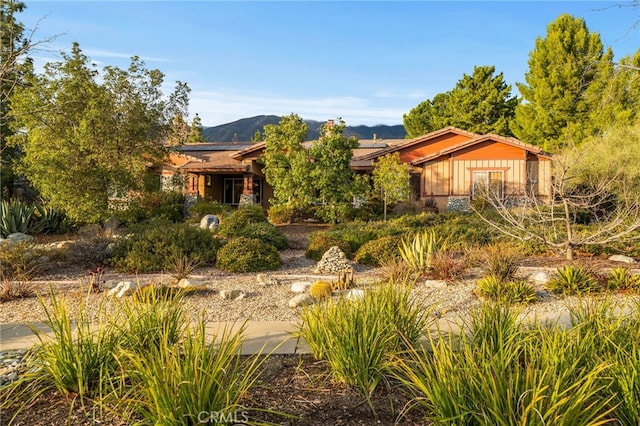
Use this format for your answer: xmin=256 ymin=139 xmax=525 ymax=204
xmin=476 ymin=275 xmax=537 ymax=304
xmin=547 ymin=265 xmax=601 ymax=295
xmin=605 ymin=267 xmax=640 ymax=291
xmin=0 ymin=242 xmax=44 ymax=280
xmin=218 ymin=205 xmax=268 ymax=237
xmin=354 ymin=235 xmax=401 ymax=266
xmin=237 ymin=222 xmax=288 ymax=250
xmin=484 ymin=244 xmax=520 ymax=281
xmin=111 ymin=219 xmax=221 ymax=273
xmin=216 ymin=237 xmax=282 ymax=272
xmin=0 ymin=280 xmax=35 ymax=302
xmin=296 ymin=282 xmax=432 ymax=410
xmin=115 ymin=191 xmax=185 ymax=225
xmin=430 ymin=250 xmax=467 ymax=282
xmin=309 ymin=280 xmax=333 ymax=299
xmin=267 ymin=204 xmax=295 ymax=225
xmin=188 ymin=199 xmax=229 ymax=218
xmin=305 ymin=232 xmax=352 ymax=261
xmin=399 ymin=230 xmax=446 ymax=274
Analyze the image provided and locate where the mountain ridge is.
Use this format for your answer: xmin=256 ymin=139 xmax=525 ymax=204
xmin=201 ymin=115 xmax=406 ymax=142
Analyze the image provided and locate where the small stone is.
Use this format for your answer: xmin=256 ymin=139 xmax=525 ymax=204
xmin=106 ymin=281 xmax=139 ymax=298
xmin=177 ymin=279 xmax=207 ymax=289
xmin=288 ymin=293 xmax=314 ymax=308
xmin=6 ymin=232 xmax=34 ymax=243
xmin=345 ymin=289 xmax=365 ymax=300
xmin=609 ymin=254 xmax=636 ymax=264
xmin=220 ymin=289 xmax=242 ymax=300
xmin=234 ymin=292 xmax=247 ymax=301
xmin=291 ymin=281 xmax=312 ymax=293
xmin=199 ymin=214 xmax=220 ymax=231
xmin=257 ymin=273 xmax=279 ymax=286
xmin=425 ymin=280 xmax=447 ymax=289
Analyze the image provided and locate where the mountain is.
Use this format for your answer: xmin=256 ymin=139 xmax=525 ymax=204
xmin=201 ymin=115 xmax=406 ymax=142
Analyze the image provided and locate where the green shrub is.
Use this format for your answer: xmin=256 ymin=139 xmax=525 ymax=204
xmin=218 ymin=205 xmax=268 ymax=237
xmin=115 ymin=191 xmax=185 ymax=225
xmin=188 ymin=199 xmax=229 ymax=218
xmin=216 ymin=237 xmax=282 ymax=272
xmin=111 ymin=219 xmax=221 ymax=273
xmin=430 ymin=213 xmax=496 ymax=248
xmin=399 ymin=230 xmax=446 ymax=274
xmin=484 ymin=244 xmax=520 ymax=281
xmin=330 ymin=222 xmax=378 ymax=253
xmin=547 ymin=265 xmax=601 ymax=295
xmin=605 ymin=267 xmax=640 ymax=291
xmin=237 ymin=222 xmax=288 ymax=250
xmin=305 ymin=232 xmax=352 ymax=260
xmin=354 ymin=235 xmax=401 ymax=266
xmin=476 ymin=275 xmax=537 ymax=304
xmin=267 ymin=204 xmax=295 ymax=225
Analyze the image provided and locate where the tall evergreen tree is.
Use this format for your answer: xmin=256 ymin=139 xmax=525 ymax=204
xmin=511 ymin=14 xmax=612 ymax=150
xmin=187 ymin=113 xmax=206 ymax=143
xmin=403 ymin=66 xmax=517 ymax=138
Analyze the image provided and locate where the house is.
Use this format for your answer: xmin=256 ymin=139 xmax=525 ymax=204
xmin=162 ymin=126 xmax=552 ymax=212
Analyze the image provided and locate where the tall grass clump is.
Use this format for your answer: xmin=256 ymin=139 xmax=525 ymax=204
xmin=296 ymin=281 xmax=433 ymax=410
xmin=395 ymin=302 xmax=616 ymax=425
xmin=547 ymin=265 xmax=601 ymax=295
xmin=116 ymin=320 xmax=266 ymax=425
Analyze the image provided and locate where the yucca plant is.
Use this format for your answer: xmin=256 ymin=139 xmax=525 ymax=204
xmin=606 ymin=266 xmax=640 ymax=291
xmin=547 ymin=265 xmax=601 ymax=295
xmin=399 ymin=230 xmax=446 ymax=274
xmin=476 ymin=275 xmax=537 ymax=304
xmin=0 ymin=199 xmax=38 ymax=237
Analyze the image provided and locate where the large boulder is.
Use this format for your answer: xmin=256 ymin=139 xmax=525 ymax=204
xmin=6 ymin=233 xmax=34 ymax=243
xmin=199 ymin=214 xmax=220 ymax=231
xmin=609 ymin=254 xmax=636 ymax=264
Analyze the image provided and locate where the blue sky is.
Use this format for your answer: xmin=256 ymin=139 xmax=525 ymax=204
xmin=19 ymin=1 xmax=640 ymax=127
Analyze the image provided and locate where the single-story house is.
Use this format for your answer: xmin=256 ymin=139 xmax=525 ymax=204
xmin=161 ymin=126 xmax=552 ymax=212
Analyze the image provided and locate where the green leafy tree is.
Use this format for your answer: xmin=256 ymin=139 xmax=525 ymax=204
xmin=251 ymin=130 xmax=262 ymax=142
xmin=372 ymin=152 xmax=411 ymax=221
xmin=187 ymin=113 xmax=206 ymax=143
xmin=309 ymin=119 xmax=360 ymax=223
xmin=403 ymin=66 xmax=517 ymax=138
xmin=511 ymin=14 xmax=613 ymax=150
xmin=261 ymin=113 xmax=314 ymax=208
xmin=8 ymin=43 xmax=190 ymax=222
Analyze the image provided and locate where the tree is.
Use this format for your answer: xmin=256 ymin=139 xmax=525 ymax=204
xmin=403 ymin=66 xmax=517 ymax=138
xmin=1 ymin=0 xmax=54 ymax=197
xmin=187 ymin=113 xmax=206 ymax=143
xmin=309 ymin=119 xmax=360 ymax=223
xmin=372 ymin=152 xmax=411 ymax=221
xmin=261 ymin=113 xmax=314 ymax=208
xmin=8 ymin=43 xmax=190 ymax=222
xmin=473 ymin=123 xmax=640 ymax=260
xmin=511 ymin=14 xmax=612 ymax=150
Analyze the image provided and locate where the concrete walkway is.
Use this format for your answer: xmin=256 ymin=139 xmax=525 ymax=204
xmin=0 ymin=321 xmax=310 ymax=355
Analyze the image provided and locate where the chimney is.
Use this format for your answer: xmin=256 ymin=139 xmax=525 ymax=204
xmin=373 ymin=133 xmax=377 ymax=141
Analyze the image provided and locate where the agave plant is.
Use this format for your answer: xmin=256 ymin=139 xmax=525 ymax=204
xmin=399 ymin=229 xmax=446 ymax=274
xmin=0 ymin=200 xmax=37 ymax=237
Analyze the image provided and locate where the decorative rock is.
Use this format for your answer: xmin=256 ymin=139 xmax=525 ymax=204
xmin=103 ymin=217 xmax=120 ymax=237
xmin=106 ymin=281 xmax=140 ymax=298
xmin=6 ymin=232 xmax=34 ymax=243
xmin=288 ymin=293 xmax=314 ymax=308
xmin=345 ymin=289 xmax=365 ymax=300
xmin=177 ymin=279 xmax=207 ymax=289
xmin=220 ymin=289 xmax=244 ymax=300
xmin=529 ymin=271 xmax=550 ymax=285
xmin=78 ymin=224 xmax=103 ymax=239
xmin=291 ymin=281 xmax=312 ymax=293
xmin=314 ymin=246 xmax=354 ymax=274
xmin=199 ymin=214 xmax=220 ymax=231
xmin=425 ymin=279 xmax=447 ymax=289
xmin=257 ymin=273 xmax=279 ymax=286
xmin=609 ymin=254 xmax=636 ymax=264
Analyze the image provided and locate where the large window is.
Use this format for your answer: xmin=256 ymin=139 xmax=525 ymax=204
xmin=472 ymin=170 xmax=503 ymax=199
xmin=223 ymin=177 xmax=262 ymax=205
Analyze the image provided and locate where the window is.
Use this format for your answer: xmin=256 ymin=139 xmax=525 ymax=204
xmin=472 ymin=170 xmax=503 ymax=199
xmin=223 ymin=177 xmax=263 ymax=205
xmin=205 ymin=175 xmax=212 ymax=187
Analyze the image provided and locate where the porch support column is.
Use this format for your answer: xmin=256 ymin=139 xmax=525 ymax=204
xmin=239 ymin=173 xmax=256 ymax=206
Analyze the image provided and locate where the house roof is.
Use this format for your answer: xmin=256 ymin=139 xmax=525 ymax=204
xmin=354 ymin=127 xmax=480 ymax=162
xmin=179 ymin=162 xmax=250 ymax=173
xmin=408 ymin=133 xmax=553 ymax=165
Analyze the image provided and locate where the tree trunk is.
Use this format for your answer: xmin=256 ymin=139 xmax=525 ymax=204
xmin=383 ymin=192 xmax=388 ymax=221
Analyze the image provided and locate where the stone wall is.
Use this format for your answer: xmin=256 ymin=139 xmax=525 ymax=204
xmin=446 ymin=196 xmax=471 ymax=212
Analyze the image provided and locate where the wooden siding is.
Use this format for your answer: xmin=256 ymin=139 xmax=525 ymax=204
xmin=422 ymin=160 xmax=450 ymax=196
xmin=453 ymin=159 xmax=524 ymax=195
xmin=454 ymin=141 xmax=525 ymax=160
xmin=399 ymin=134 xmax=472 ymax=163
